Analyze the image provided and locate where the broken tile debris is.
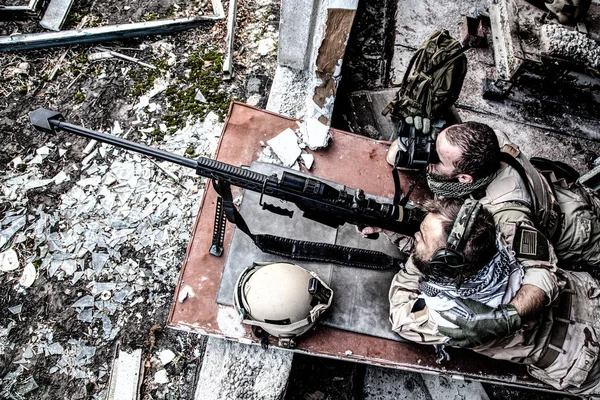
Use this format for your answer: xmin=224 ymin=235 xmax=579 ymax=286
xmin=0 ymin=113 xmax=223 ymax=395
xmin=266 ymin=128 xmax=302 ymax=167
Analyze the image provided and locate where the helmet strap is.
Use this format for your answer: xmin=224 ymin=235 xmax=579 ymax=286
xmin=252 ymin=326 xmax=270 ymax=349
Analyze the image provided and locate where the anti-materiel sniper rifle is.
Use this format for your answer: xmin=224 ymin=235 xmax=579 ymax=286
xmin=30 ymin=108 xmax=423 ymax=268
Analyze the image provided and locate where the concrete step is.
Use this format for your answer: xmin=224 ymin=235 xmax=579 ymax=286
xmin=194 ymin=337 xmax=293 ymax=400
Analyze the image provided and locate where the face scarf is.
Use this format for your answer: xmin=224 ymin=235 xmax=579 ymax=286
xmin=418 ymin=235 xmax=523 ymax=328
xmin=426 ymin=172 xmax=497 ymax=199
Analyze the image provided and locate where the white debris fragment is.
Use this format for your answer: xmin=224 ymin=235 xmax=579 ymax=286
xmin=154 ymin=369 xmax=169 ymax=384
xmin=134 ymin=95 xmax=150 ymax=111
xmin=257 ymin=38 xmax=276 ymax=55
xmin=299 ymin=118 xmax=331 ymax=151
xmin=88 ymin=51 xmax=114 ymax=61
xmin=37 ymin=146 xmax=50 ymax=157
xmin=59 ymin=148 xmax=67 ymax=157
xmin=345 ymin=350 xmax=353 ymax=356
xmin=11 ymin=62 xmax=30 ymax=76
xmin=112 ymin=121 xmax=123 ymax=135
xmin=19 ymin=263 xmax=36 ymax=287
xmin=266 ymin=128 xmax=301 ymax=167
xmin=24 ymin=178 xmax=53 ymax=191
xmin=147 ymin=78 xmax=169 ymax=99
xmin=8 ymin=304 xmax=22 ymax=314
xmin=53 ymin=171 xmax=70 ymax=185
xmin=216 ymin=306 xmax=245 ymax=338
xmin=11 ymin=156 xmax=24 ymax=169
xmin=1 ymin=215 xmax=27 ymax=248
xmin=158 ymin=349 xmax=176 ymax=365
xmin=72 ymin=295 xmax=95 ymax=308
xmin=301 ymin=153 xmax=314 ymax=170
xmin=83 ymin=140 xmax=97 ymax=155
xmin=0 ymin=249 xmax=19 ymax=272
xmin=195 ymin=90 xmax=207 ymax=103
xmin=178 ymin=285 xmax=195 ymax=303
xmin=77 ymin=176 xmax=102 ymax=188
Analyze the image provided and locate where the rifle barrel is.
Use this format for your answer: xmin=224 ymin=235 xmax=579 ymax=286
xmin=50 ymin=119 xmax=198 ymax=170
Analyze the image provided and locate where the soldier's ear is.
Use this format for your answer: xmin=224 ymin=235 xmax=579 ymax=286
xmin=457 ymin=174 xmax=473 ymax=183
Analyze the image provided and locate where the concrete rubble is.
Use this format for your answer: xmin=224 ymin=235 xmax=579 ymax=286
xmin=0 ymin=109 xmax=222 ymax=398
xmin=194 ymin=337 xmax=293 ymax=400
xmin=541 ymin=24 xmax=600 ymax=69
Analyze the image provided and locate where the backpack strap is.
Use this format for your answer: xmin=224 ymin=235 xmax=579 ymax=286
xmin=423 ymin=44 xmax=470 ymax=76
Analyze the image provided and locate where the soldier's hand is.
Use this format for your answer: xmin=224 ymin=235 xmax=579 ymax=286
xmin=437 ymin=298 xmax=521 ymax=348
xmin=405 ymin=116 xmax=431 ymax=135
xmin=355 ymin=226 xmax=383 ymax=238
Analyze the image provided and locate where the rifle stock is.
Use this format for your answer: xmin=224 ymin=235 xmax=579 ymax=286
xmin=29 ymin=108 xmax=423 ymax=236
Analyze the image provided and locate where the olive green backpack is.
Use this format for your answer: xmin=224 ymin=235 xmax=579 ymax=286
xmin=383 ymin=30 xmax=469 ymax=121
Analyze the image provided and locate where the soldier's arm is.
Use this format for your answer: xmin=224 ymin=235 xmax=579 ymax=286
xmin=389 ymin=257 xmax=447 ymax=344
xmin=489 ymin=204 xmax=561 ymax=312
xmin=509 ymin=284 xmax=546 ymax=317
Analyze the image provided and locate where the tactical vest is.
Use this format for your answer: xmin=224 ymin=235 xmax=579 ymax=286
xmin=501 ymin=143 xmax=561 ymax=239
xmin=479 ymin=140 xmax=561 ymax=240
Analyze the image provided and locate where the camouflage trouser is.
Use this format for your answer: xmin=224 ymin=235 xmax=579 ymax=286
xmin=527 ymin=271 xmax=600 ymax=398
xmin=553 ymin=185 xmax=600 ymax=268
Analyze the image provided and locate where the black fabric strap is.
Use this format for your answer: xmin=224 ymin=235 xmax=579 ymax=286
xmin=535 ymin=280 xmax=573 ymax=369
xmin=212 ymin=179 xmax=407 ymax=270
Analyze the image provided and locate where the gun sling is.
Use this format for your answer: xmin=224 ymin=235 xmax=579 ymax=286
xmin=212 ymin=180 xmax=407 ymax=270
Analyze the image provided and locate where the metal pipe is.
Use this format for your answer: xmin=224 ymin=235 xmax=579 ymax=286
xmin=0 ymin=16 xmax=222 ymax=52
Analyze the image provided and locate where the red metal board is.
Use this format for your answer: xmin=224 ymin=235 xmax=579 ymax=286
xmin=167 ymin=101 xmax=552 ymax=390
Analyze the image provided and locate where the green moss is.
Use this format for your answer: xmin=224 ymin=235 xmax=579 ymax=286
xmin=74 ymin=92 xmax=85 ymax=103
xmin=127 ymin=57 xmax=170 ymax=97
xmin=88 ymin=16 xmax=103 ymax=27
xmin=18 ymin=86 xmax=28 ymax=94
xmin=128 ymin=47 xmax=232 ymax=130
xmin=184 ymin=146 xmax=198 ymax=158
xmin=160 ymin=48 xmax=231 ymax=127
xmin=150 ymin=129 xmax=165 ymax=141
xmin=143 ymin=12 xmax=159 ymax=21
xmin=64 ymin=9 xmax=90 ymax=29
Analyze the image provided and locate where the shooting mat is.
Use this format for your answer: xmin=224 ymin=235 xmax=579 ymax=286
xmin=216 ymin=162 xmax=404 ymax=341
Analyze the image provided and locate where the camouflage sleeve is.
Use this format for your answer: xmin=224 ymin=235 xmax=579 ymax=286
xmin=389 ymin=256 xmax=448 ymax=344
xmin=383 ymin=232 xmax=415 ymax=253
xmin=488 ymin=203 xmax=560 ymax=304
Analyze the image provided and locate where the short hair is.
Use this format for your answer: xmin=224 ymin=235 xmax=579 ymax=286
xmin=444 ymin=122 xmax=501 ymax=180
xmin=423 ymin=198 xmax=497 ymax=274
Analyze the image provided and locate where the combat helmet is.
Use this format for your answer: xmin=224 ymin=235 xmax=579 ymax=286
xmin=233 ymin=262 xmax=333 ymax=348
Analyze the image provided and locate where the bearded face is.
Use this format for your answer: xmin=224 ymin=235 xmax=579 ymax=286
xmin=412 ymin=214 xmax=447 ymax=273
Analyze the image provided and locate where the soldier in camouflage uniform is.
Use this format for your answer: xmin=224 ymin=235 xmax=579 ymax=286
xmin=390 ymin=198 xmax=600 ymax=397
xmin=427 ymin=121 xmax=600 ymax=268
xmin=419 ymin=121 xmax=600 ymax=348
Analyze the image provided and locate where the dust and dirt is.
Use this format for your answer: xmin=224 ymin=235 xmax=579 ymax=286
xmin=0 ymin=0 xmax=280 ymax=398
